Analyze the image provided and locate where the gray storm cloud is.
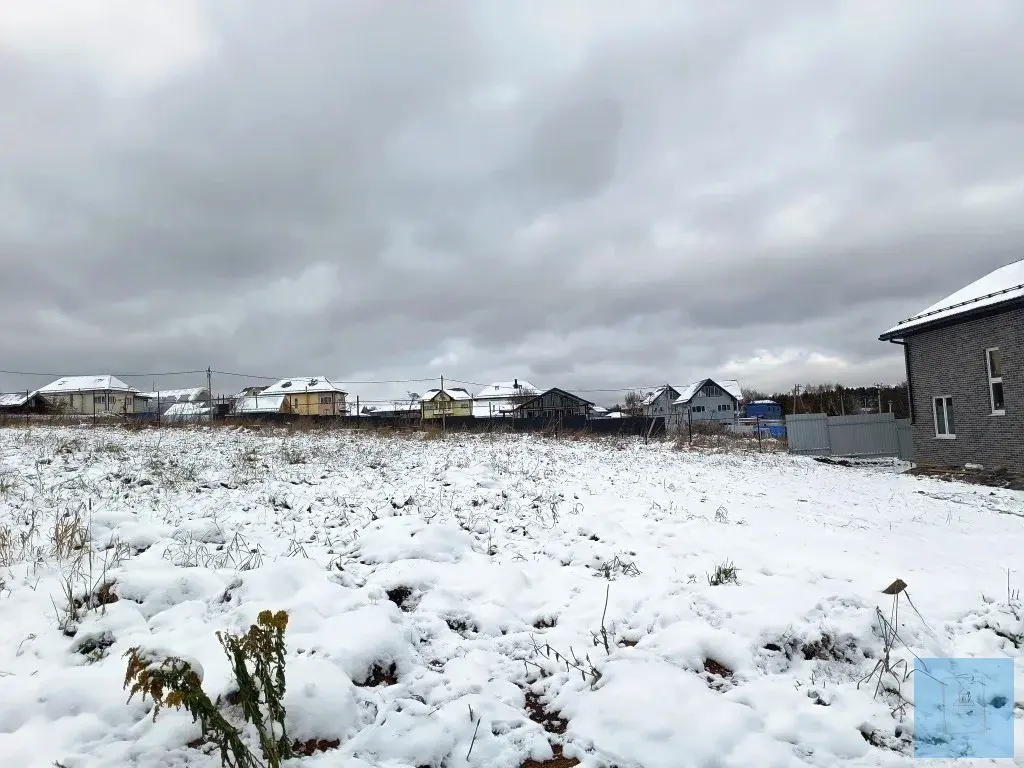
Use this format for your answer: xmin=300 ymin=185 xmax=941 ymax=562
xmin=2 ymin=0 xmax=1023 ymax=402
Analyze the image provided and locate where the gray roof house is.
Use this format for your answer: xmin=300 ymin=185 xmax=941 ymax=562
xmin=38 ymin=375 xmax=139 ymax=415
xmin=473 ymin=379 xmax=540 ymax=418
xmin=638 ymin=385 xmax=681 ymax=418
xmin=879 ymin=259 xmax=1024 ymax=470
xmin=671 ymin=379 xmax=741 ymax=428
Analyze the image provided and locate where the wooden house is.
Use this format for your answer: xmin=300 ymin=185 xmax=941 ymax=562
xmin=514 ymin=388 xmax=594 ymax=419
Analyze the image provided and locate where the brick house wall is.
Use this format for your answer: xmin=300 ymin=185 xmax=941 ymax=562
xmin=906 ymin=305 xmax=1024 ymax=469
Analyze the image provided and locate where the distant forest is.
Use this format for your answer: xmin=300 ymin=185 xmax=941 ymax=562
xmin=742 ymin=382 xmax=911 ymax=419
xmin=609 ymin=382 xmax=912 ymax=419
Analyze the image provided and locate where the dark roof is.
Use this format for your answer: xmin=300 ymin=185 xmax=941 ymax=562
xmin=515 ymin=387 xmax=595 ymax=409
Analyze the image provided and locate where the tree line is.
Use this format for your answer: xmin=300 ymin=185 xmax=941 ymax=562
xmin=741 ymin=382 xmax=911 ymax=419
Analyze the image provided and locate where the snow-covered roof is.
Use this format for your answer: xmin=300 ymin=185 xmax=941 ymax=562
xmin=639 ymin=385 xmax=679 ymax=407
xmin=472 ymin=398 xmax=519 ymax=418
xmin=136 ymin=388 xmax=208 ymax=403
xmin=422 ymin=388 xmax=472 ymax=402
xmin=235 ymin=394 xmax=286 ymax=413
xmin=474 ymin=381 xmax=540 ymax=400
xmin=163 ymin=402 xmax=212 ymax=420
xmin=38 ymin=375 xmax=137 ymax=394
xmin=750 ymin=399 xmax=779 ymax=405
xmin=673 ymin=379 xmax=742 ymax=405
xmin=362 ymin=399 xmax=420 ymax=416
xmin=234 ymin=386 xmax=268 ymax=398
xmin=0 ymin=391 xmax=37 ymax=408
xmin=261 ymin=377 xmax=347 ymax=395
xmin=881 ymin=259 xmax=1024 ymax=339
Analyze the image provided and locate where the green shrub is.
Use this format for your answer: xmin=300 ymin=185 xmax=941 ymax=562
xmin=124 ymin=610 xmax=291 ymax=768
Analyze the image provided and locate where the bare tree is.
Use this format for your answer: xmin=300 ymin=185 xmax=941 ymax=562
xmin=623 ymin=390 xmax=645 ymax=417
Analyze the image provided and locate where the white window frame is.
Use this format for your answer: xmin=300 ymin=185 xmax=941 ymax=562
xmin=933 ymin=395 xmax=955 ymax=439
xmin=986 ymin=347 xmax=1005 ymax=415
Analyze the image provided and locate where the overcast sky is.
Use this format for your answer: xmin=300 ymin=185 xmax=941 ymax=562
xmin=2 ymin=1 xmax=1023 ymax=404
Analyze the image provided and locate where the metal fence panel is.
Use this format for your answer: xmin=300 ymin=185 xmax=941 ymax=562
xmin=827 ymin=413 xmax=899 ymax=457
xmin=895 ymin=418 xmax=913 ymax=461
xmin=785 ymin=413 xmax=831 ymax=456
xmin=787 ymin=412 xmax=909 ymax=458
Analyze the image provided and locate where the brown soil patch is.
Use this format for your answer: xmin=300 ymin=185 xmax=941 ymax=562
xmin=292 ymin=737 xmax=341 ymax=756
xmin=357 ymin=662 xmax=398 ymax=687
xmin=94 ymin=581 xmax=119 ymax=606
xmin=386 ymin=586 xmax=415 ymax=611
xmin=522 ymin=691 xmax=578 ymax=766
xmin=703 ymin=659 xmax=733 ymax=678
xmin=522 ymin=756 xmax=581 ymax=767
xmin=908 ymin=464 xmax=1024 ymax=490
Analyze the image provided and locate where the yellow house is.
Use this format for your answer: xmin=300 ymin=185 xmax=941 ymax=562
xmin=420 ymin=387 xmax=473 ymax=420
xmin=261 ymin=377 xmax=348 ymax=417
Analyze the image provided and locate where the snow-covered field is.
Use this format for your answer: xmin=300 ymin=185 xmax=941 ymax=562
xmin=0 ymin=425 xmax=1022 ymax=767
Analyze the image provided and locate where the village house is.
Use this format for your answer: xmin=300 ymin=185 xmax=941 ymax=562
xmin=234 ymin=393 xmax=288 ymax=416
xmin=420 ymin=388 xmax=473 ymax=420
xmin=638 ymin=385 xmax=681 ymax=418
xmin=879 ymin=258 xmax=1024 ymax=470
xmin=671 ymin=379 xmax=742 ymax=429
xmin=0 ymin=391 xmax=48 ymax=415
xmin=135 ymin=388 xmax=210 ymax=417
xmin=514 ymin=388 xmax=594 ymax=419
xmin=358 ymin=394 xmax=421 ymax=418
xmin=472 ymin=379 xmax=539 ymax=418
xmin=260 ymin=377 xmax=347 ymax=416
xmin=37 ymin=375 xmax=138 ymax=415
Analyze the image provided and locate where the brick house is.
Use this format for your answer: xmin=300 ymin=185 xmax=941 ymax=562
xmin=879 ymin=259 xmax=1024 ymax=469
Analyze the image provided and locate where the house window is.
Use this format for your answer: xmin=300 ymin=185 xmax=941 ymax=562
xmin=987 ymin=347 xmax=1005 ymax=414
xmin=319 ymin=395 xmax=333 ymax=404
xmin=704 ymin=385 xmax=721 ymax=397
xmin=933 ymin=396 xmax=956 ymax=438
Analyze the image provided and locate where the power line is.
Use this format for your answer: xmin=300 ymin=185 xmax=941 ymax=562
xmin=0 ymin=367 xmax=681 ymax=398
xmin=211 ymin=370 xmax=438 ymax=385
xmin=0 ymin=368 xmax=207 ymax=378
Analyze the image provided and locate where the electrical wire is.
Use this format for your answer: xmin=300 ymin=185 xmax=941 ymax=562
xmin=0 ymin=368 xmax=208 ymax=378
xmin=211 ymin=370 xmax=438 ymax=385
xmin=0 ymin=367 xmax=667 ymax=397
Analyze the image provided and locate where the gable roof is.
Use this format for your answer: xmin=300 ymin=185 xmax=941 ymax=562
xmin=136 ymin=388 xmax=208 ymax=403
xmin=261 ymin=377 xmax=347 ymax=395
xmin=0 ymin=391 xmax=39 ymax=408
xmin=38 ymin=375 xmax=137 ymax=394
xmin=673 ymin=378 xmax=742 ymax=405
xmin=163 ymin=402 xmax=212 ymax=420
xmin=421 ymin=387 xmax=472 ymax=402
xmin=474 ymin=381 xmax=540 ymax=399
xmin=515 ymin=387 xmax=595 ymax=409
xmin=362 ymin=399 xmax=421 ymax=416
xmin=639 ymin=385 xmax=679 ymax=407
xmin=880 ymin=259 xmax=1024 ymax=340
xmin=235 ymin=394 xmax=287 ymax=413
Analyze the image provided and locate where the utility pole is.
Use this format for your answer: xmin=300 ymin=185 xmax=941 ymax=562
xmin=873 ymin=383 xmax=883 ymax=414
xmin=440 ymin=374 xmax=445 ymax=432
xmin=207 ymin=367 xmax=213 ymax=408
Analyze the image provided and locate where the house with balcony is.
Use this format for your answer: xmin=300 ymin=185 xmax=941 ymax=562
xmin=260 ymin=377 xmax=348 ymax=416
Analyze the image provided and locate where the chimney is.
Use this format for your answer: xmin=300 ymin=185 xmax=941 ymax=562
xmin=514 ymin=378 xmax=519 ymax=389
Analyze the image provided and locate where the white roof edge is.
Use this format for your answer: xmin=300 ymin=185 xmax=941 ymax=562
xmin=881 ymin=260 xmax=1024 ymax=338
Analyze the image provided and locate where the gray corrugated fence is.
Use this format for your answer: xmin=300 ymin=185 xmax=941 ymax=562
xmin=787 ymin=412 xmax=913 ymax=460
